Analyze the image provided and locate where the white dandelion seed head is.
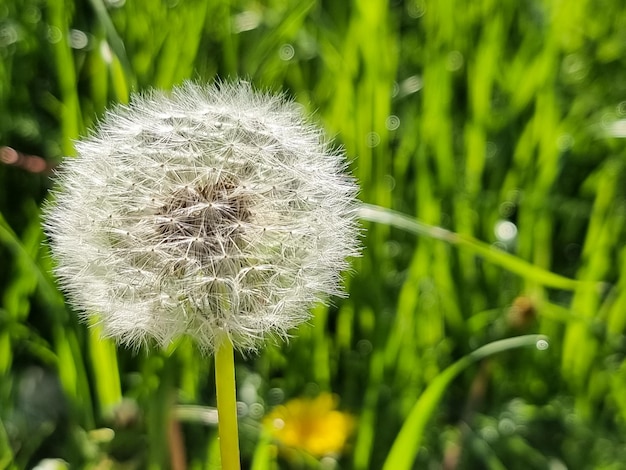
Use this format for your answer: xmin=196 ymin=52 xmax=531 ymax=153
xmin=43 ymin=81 xmax=361 ymax=354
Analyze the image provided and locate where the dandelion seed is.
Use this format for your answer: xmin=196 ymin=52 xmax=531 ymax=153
xmin=43 ymin=81 xmax=361 ymax=354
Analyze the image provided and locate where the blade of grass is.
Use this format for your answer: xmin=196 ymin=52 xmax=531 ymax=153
xmin=46 ymin=0 xmax=82 ymax=152
xmin=360 ymin=204 xmax=591 ymax=291
xmin=0 ymin=416 xmax=16 ymax=470
xmin=382 ymin=334 xmax=549 ymax=470
xmin=146 ymin=355 xmax=175 ymax=470
xmin=0 ymin=208 xmax=39 ymax=374
xmin=49 ymin=321 xmax=95 ymax=428
xmin=87 ymin=325 xmax=121 ymax=411
xmin=562 ymin=160 xmax=623 ymax=395
xmin=87 ymin=0 xmax=135 ymax=87
xmin=352 ymin=348 xmax=384 ymax=470
xmin=250 ymin=431 xmax=277 ymax=470
xmin=153 ymin=1 xmax=210 ymax=89
xmin=0 ymin=212 xmax=66 ymax=369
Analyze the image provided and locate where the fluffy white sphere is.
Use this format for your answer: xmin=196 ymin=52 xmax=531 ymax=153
xmin=44 ymin=81 xmax=360 ymax=353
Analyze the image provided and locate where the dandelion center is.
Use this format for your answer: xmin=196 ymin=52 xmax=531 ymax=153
xmin=156 ymin=177 xmax=251 ymax=259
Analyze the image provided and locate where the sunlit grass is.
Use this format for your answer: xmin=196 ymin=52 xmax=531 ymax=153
xmin=1 ymin=0 xmax=626 ymax=468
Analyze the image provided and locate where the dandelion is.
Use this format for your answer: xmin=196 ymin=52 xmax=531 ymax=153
xmin=43 ymin=80 xmax=360 ymax=470
xmin=43 ymin=81 xmax=360 ymax=353
xmin=264 ymin=393 xmax=355 ymax=458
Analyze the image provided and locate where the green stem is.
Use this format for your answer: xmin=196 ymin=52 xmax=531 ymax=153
xmin=215 ymin=339 xmax=241 ymax=470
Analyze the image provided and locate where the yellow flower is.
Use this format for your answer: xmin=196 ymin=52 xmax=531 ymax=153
xmin=263 ymin=393 xmax=355 ymax=457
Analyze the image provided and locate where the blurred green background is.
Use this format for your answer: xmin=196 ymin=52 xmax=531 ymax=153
xmin=2 ymin=0 xmax=626 ymax=469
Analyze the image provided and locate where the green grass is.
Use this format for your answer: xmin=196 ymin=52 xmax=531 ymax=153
xmin=2 ymin=0 xmax=626 ymax=468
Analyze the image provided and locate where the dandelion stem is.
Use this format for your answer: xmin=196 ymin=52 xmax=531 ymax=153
xmin=215 ymin=338 xmax=241 ymax=470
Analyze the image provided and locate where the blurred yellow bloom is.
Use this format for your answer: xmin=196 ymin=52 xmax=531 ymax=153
xmin=263 ymin=393 xmax=355 ymax=457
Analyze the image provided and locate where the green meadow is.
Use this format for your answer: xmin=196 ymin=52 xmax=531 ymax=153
xmin=2 ymin=0 xmax=626 ymax=468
